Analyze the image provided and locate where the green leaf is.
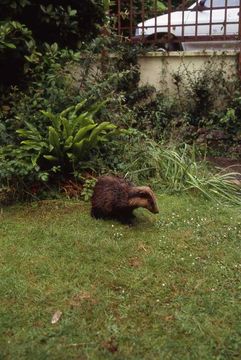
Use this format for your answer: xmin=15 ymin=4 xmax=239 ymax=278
xmin=73 ymin=112 xmax=94 ymax=130
xmin=88 ymin=122 xmax=116 ymax=144
xmin=72 ymin=138 xmax=87 ymax=157
xmin=74 ymin=99 xmax=88 ymax=114
xmin=73 ymin=124 xmax=97 ymax=143
xmin=44 ymin=155 xmax=58 ymax=162
xmin=64 ymin=135 xmax=74 ymax=150
xmin=2 ymin=42 xmax=16 ymax=49
xmin=60 ymin=105 xmax=76 ymax=118
xmin=17 ymin=129 xmax=29 ymax=137
xmin=62 ymin=118 xmax=72 ymax=138
xmin=48 ymin=126 xmax=61 ymax=155
xmin=87 ymin=99 xmax=109 ymax=117
xmin=103 ymin=0 xmax=111 ymax=12
xmin=31 ymin=153 xmax=40 ymax=166
xmin=41 ymin=110 xmax=60 ymax=131
xmin=17 ymin=122 xmax=42 ymax=139
xmin=67 ymin=152 xmax=74 ymax=159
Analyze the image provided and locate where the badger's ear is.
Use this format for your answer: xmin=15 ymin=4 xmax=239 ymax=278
xmin=128 ymin=188 xmax=138 ymax=198
xmin=129 ymin=186 xmax=153 ymax=198
xmin=136 ymin=186 xmax=153 ymax=197
xmin=138 ymin=190 xmax=149 ymax=197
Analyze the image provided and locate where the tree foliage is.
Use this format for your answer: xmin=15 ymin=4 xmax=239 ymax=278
xmin=0 ymin=1 xmax=105 ymax=90
xmin=1 ymin=0 xmax=105 ymax=47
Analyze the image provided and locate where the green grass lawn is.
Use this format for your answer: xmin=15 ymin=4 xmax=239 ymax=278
xmin=0 ymin=194 xmax=241 ymax=360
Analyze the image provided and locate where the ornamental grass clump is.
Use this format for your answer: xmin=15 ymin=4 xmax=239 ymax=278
xmin=122 ymin=135 xmax=241 ymax=206
xmin=158 ymin=144 xmax=241 ymax=205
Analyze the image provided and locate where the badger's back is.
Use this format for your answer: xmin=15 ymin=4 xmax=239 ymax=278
xmin=91 ymin=175 xmax=159 ymax=222
xmin=91 ymin=176 xmax=131 ymax=219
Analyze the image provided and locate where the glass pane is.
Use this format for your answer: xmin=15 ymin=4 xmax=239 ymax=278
xmin=204 ymin=0 xmax=240 ymax=8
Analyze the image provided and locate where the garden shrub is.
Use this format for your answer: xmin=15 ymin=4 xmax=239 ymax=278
xmin=17 ymin=100 xmax=118 ymax=175
xmin=172 ymin=59 xmax=238 ymax=126
xmin=0 ymin=32 xmax=143 ymax=201
xmin=0 ymin=43 xmax=82 ymax=145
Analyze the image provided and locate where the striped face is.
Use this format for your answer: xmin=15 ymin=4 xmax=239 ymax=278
xmin=129 ymin=186 xmax=159 ymax=214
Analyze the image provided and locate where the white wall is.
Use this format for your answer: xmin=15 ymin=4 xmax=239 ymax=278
xmin=138 ymin=50 xmax=239 ymax=94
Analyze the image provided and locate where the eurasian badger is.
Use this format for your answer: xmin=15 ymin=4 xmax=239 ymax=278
xmin=91 ymin=175 xmax=159 ymax=223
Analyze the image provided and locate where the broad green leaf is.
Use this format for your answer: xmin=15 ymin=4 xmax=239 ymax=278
xmin=41 ymin=110 xmax=60 ymax=131
xmin=72 ymin=112 xmax=94 ymax=130
xmin=72 ymin=139 xmax=87 ymax=157
xmin=60 ymin=104 xmax=76 ymax=118
xmin=88 ymin=122 xmax=116 ymax=143
xmin=20 ymin=141 xmax=43 ymax=151
xmin=31 ymin=153 xmax=40 ymax=166
xmin=18 ymin=129 xmax=41 ymax=140
xmin=67 ymin=152 xmax=74 ymax=159
xmin=64 ymin=135 xmax=74 ymax=150
xmin=3 ymin=42 xmax=16 ymax=49
xmin=25 ymin=121 xmax=40 ymax=134
xmin=48 ymin=126 xmax=61 ymax=155
xmin=87 ymin=99 xmax=109 ymax=117
xmin=62 ymin=118 xmax=72 ymax=138
xmin=43 ymin=155 xmax=58 ymax=162
xmin=17 ymin=129 xmax=30 ymax=137
xmin=73 ymin=124 xmax=97 ymax=143
xmin=73 ymin=99 xmax=88 ymax=113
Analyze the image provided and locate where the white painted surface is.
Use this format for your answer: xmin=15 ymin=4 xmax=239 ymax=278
xmin=138 ymin=50 xmax=239 ymax=94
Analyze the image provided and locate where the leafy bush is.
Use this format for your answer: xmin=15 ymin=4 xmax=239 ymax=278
xmin=80 ymin=178 xmax=97 ymax=201
xmin=0 ymin=21 xmax=39 ymax=88
xmin=0 ymin=34 xmax=142 ymax=147
xmin=0 ymin=34 xmax=144 ymax=203
xmin=17 ymin=100 xmax=118 ymax=175
xmin=130 ymin=92 xmax=179 ymax=140
xmin=218 ymin=94 xmax=241 ymax=138
xmin=0 ymin=99 xmax=118 ymax=202
xmin=172 ymin=60 xmax=237 ymax=127
xmin=0 ymin=144 xmax=49 ymax=187
xmin=0 ymin=43 xmax=82 ymax=145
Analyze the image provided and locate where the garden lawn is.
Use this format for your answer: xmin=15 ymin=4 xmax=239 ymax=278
xmin=0 ymin=194 xmax=241 ymax=360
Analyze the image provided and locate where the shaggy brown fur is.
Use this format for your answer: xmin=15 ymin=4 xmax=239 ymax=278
xmin=91 ymin=176 xmax=159 ymax=223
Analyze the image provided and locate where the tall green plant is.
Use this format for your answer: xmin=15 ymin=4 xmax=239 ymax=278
xmin=119 ymin=133 xmax=241 ymax=206
xmin=17 ymin=100 xmax=117 ymax=173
